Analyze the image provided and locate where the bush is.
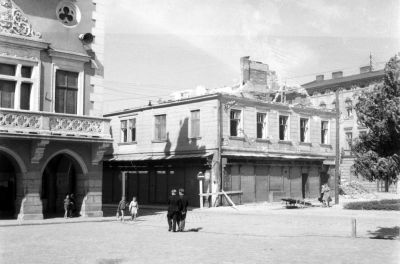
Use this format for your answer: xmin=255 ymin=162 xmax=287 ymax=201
xmin=344 ymin=199 xmax=400 ymax=211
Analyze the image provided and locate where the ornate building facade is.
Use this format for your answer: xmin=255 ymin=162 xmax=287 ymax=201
xmin=0 ymin=0 xmax=111 ymax=220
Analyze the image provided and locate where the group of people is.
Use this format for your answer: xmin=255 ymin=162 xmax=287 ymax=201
xmin=167 ymin=188 xmax=189 ymax=232
xmin=63 ymin=193 xmax=77 ymax=218
xmin=117 ymin=196 xmax=139 ymax=221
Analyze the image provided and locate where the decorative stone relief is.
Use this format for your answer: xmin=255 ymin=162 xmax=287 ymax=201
xmin=0 ymin=0 xmax=42 ymax=38
xmin=56 ymin=1 xmax=81 ymax=27
xmin=0 ymin=112 xmax=40 ymax=129
xmin=49 ymin=117 xmax=103 ymax=134
xmin=92 ymin=143 xmax=110 ymax=165
xmin=31 ymin=140 xmax=49 ymax=164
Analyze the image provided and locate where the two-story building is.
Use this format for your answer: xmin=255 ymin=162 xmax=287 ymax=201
xmin=103 ymin=92 xmax=337 ymax=207
xmin=301 ymin=66 xmax=397 ymax=192
xmin=0 ymin=0 xmax=111 ymax=220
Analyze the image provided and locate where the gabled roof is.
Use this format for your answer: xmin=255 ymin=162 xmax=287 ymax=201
xmin=301 ymin=70 xmax=384 ymax=95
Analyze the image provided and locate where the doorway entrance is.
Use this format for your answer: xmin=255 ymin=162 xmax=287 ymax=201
xmin=0 ymin=152 xmax=17 ymax=219
xmin=41 ymin=154 xmax=80 ymax=218
xmin=301 ymin=173 xmax=309 ymax=199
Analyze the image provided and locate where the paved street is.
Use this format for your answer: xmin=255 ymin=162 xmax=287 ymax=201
xmin=1 ymin=205 xmax=399 ymax=264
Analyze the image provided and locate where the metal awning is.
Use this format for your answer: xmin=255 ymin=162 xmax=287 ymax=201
xmin=104 ymin=152 xmax=213 ymax=162
xmin=222 ymin=151 xmax=329 ymax=160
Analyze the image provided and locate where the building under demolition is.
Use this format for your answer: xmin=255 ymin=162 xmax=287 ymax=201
xmin=103 ymin=58 xmax=337 ymax=207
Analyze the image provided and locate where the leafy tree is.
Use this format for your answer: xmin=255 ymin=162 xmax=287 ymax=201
xmin=352 ymin=55 xmax=400 ymax=191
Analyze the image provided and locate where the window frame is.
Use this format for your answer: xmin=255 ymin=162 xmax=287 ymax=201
xmin=345 ymin=131 xmax=353 ymax=150
xmin=279 ymin=114 xmax=290 ymax=141
xmin=120 ymin=120 xmax=128 ymax=143
xmin=154 ymin=114 xmax=167 ymax=141
xmin=299 ymin=117 xmax=309 ymax=143
xmin=256 ymin=112 xmax=267 ymax=139
xmin=189 ymin=109 xmax=201 ymax=138
xmin=321 ymin=120 xmax=330 ymax=144
xmin=54 ymin=70 xmax=79 ymax=114
xmin=230 ymin=109 xmax=243 ymax=137
xmin=0 ymin=56 xmax=38 ymax=111
xmin=50 ymin=54 xmax=85 ymax=115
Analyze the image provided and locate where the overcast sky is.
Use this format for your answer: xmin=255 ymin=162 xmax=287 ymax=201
xmin=103 ymin=0 xmax=400 ymax=112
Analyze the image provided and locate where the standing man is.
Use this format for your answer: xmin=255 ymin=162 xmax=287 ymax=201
xmin=178 ymin=188 xmax=189 ymax=232
xmin=167 ymin=189 xmax=181 ymax=232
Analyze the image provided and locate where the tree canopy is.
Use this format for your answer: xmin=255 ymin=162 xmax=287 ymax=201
xmin=352 ymin=55 xmax=400 ymax=191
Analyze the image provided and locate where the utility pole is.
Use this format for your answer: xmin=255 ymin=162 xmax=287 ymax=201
xmin=334 ymin=88 xmax=340 ymax=204
xmin=369 ymin=52 xmax=374 ymax=71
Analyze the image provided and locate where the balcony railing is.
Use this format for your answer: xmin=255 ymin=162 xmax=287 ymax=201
xmin=0 ymin=108 xmax=111 ymax=140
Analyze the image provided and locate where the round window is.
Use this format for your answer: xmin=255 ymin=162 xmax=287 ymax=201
xmin=56 ymin=1 xmax=81 ymax=27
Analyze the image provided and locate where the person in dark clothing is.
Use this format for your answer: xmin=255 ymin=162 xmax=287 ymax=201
xmin=117 ymin=198 xmax=127 ymax=221
xmin=69 ymin=193 xmax=76 ymax=217
xmin=178 ymin=188 xmax=189 ymax=232
xmin=167 ymin=189 xmax=182 ymax=232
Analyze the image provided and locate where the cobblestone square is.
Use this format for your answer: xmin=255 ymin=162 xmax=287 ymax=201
xmin=1 ymin=206 xmax=399 ymax=264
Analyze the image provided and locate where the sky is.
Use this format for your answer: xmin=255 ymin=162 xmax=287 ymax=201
xmin=103 ymin=0 xmax=400 ymax=113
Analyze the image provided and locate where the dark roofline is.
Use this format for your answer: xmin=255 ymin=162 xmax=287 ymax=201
xmin=301 ymin=69 xmax=384 ymax=94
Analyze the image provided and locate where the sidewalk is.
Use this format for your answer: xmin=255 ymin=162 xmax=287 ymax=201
xmin=1 ymin=196 xmax=399 ymax=227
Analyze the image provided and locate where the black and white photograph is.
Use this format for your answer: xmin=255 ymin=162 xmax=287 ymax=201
xmin=0 ymin=0 xmax=399 ymax=263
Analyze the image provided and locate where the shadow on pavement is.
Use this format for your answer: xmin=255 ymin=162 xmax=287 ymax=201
xmin=184 ymin=227 xmax=203 ymax=232
xmin=368 ymin=226 xmax=399 ymax=240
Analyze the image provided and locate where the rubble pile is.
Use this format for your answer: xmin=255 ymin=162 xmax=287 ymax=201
xmin=339 ymin=181 xmax=378 ymax=199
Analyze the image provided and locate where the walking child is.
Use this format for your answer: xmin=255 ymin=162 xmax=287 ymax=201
xmin=129 ymin=196 xmax=139 ymax=221
xmin=117 ymin=197 xmax=127 ymax=221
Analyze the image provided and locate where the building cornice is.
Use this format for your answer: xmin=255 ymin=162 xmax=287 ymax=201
xmin=0 ymin=33 xmax=48 ymax=50
xmin=48 ymin=49 xmax=91 ymax=63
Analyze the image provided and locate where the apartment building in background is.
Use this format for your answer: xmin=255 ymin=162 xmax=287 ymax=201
xmin=302 ymin=66 xmax=397 ymax=192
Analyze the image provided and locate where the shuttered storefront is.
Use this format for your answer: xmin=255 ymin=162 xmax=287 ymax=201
xmin=224 ymin=160 xmax=324 ymax=204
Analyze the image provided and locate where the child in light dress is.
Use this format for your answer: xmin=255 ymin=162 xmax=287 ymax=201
xmin=129 ymin=197 xmax=139 ymax=221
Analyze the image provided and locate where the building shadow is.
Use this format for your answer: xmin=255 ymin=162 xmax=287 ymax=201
xmin=368 ymin=226 xmax=399 ymax=240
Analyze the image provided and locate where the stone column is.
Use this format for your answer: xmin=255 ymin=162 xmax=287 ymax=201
xmin=79 ymin=165 xmax=103 ymax=217
xmin=17 ymin=168 xmax=43 ymax=220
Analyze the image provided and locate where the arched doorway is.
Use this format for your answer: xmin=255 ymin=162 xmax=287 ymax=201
xmin=0 ymin=152 xmax=18 ymax=219
xmin=41 ymin=154 xmax=84 ymax=218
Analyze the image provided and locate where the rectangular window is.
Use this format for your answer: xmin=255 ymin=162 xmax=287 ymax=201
xmin=129 ymin=118 xmax=136 ymax=142
xmin=154 ymin=114 xmax=166 ymax=140
xmin=279 ymin=115 xmax=289 ymax=140
xmin=21 ymin=66 xmax=33 ymax=78
xmin=300 ymin=118 xmax=309 ymax=142
xmin=20 ymin=82 xmax=31 ymax=110
xmin=230 ymin=109 xmax=241 ymax=137
xmin=120 ymin=120 xmax=127 ymax=143
xmin=190 ymin=110 xmax=200 ymax=138
xmin=55 ymin=70 xmax=78 ymax=114
xmin=345 ymin=132 xmax=353 ymax=150
xmin=256 ymin=112 xmax=266 ymax=139
xmin=0 ymin=80 xmax=15 ymax=108
xmin=0 ymin=63 xmax=16 ymax=76
xmin=321 ymin=121 xmax=329 ymax=144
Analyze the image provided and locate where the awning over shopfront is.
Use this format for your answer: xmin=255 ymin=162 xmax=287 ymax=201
xmin=104 ymin=152 xmax=213 ymax=162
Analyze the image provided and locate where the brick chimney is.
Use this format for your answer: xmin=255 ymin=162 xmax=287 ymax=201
xmin=240 ymin=56 xmax=271 ymax=92
xmin=316 ymin=75 xmax=324 ymax=81
xmin=332 ymin=71 xmax=343 ymax=79
xmin=240 ymin=56 xmax=250 ymax=85
xmin=359 ymin=66 xmax=371 ymax=74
